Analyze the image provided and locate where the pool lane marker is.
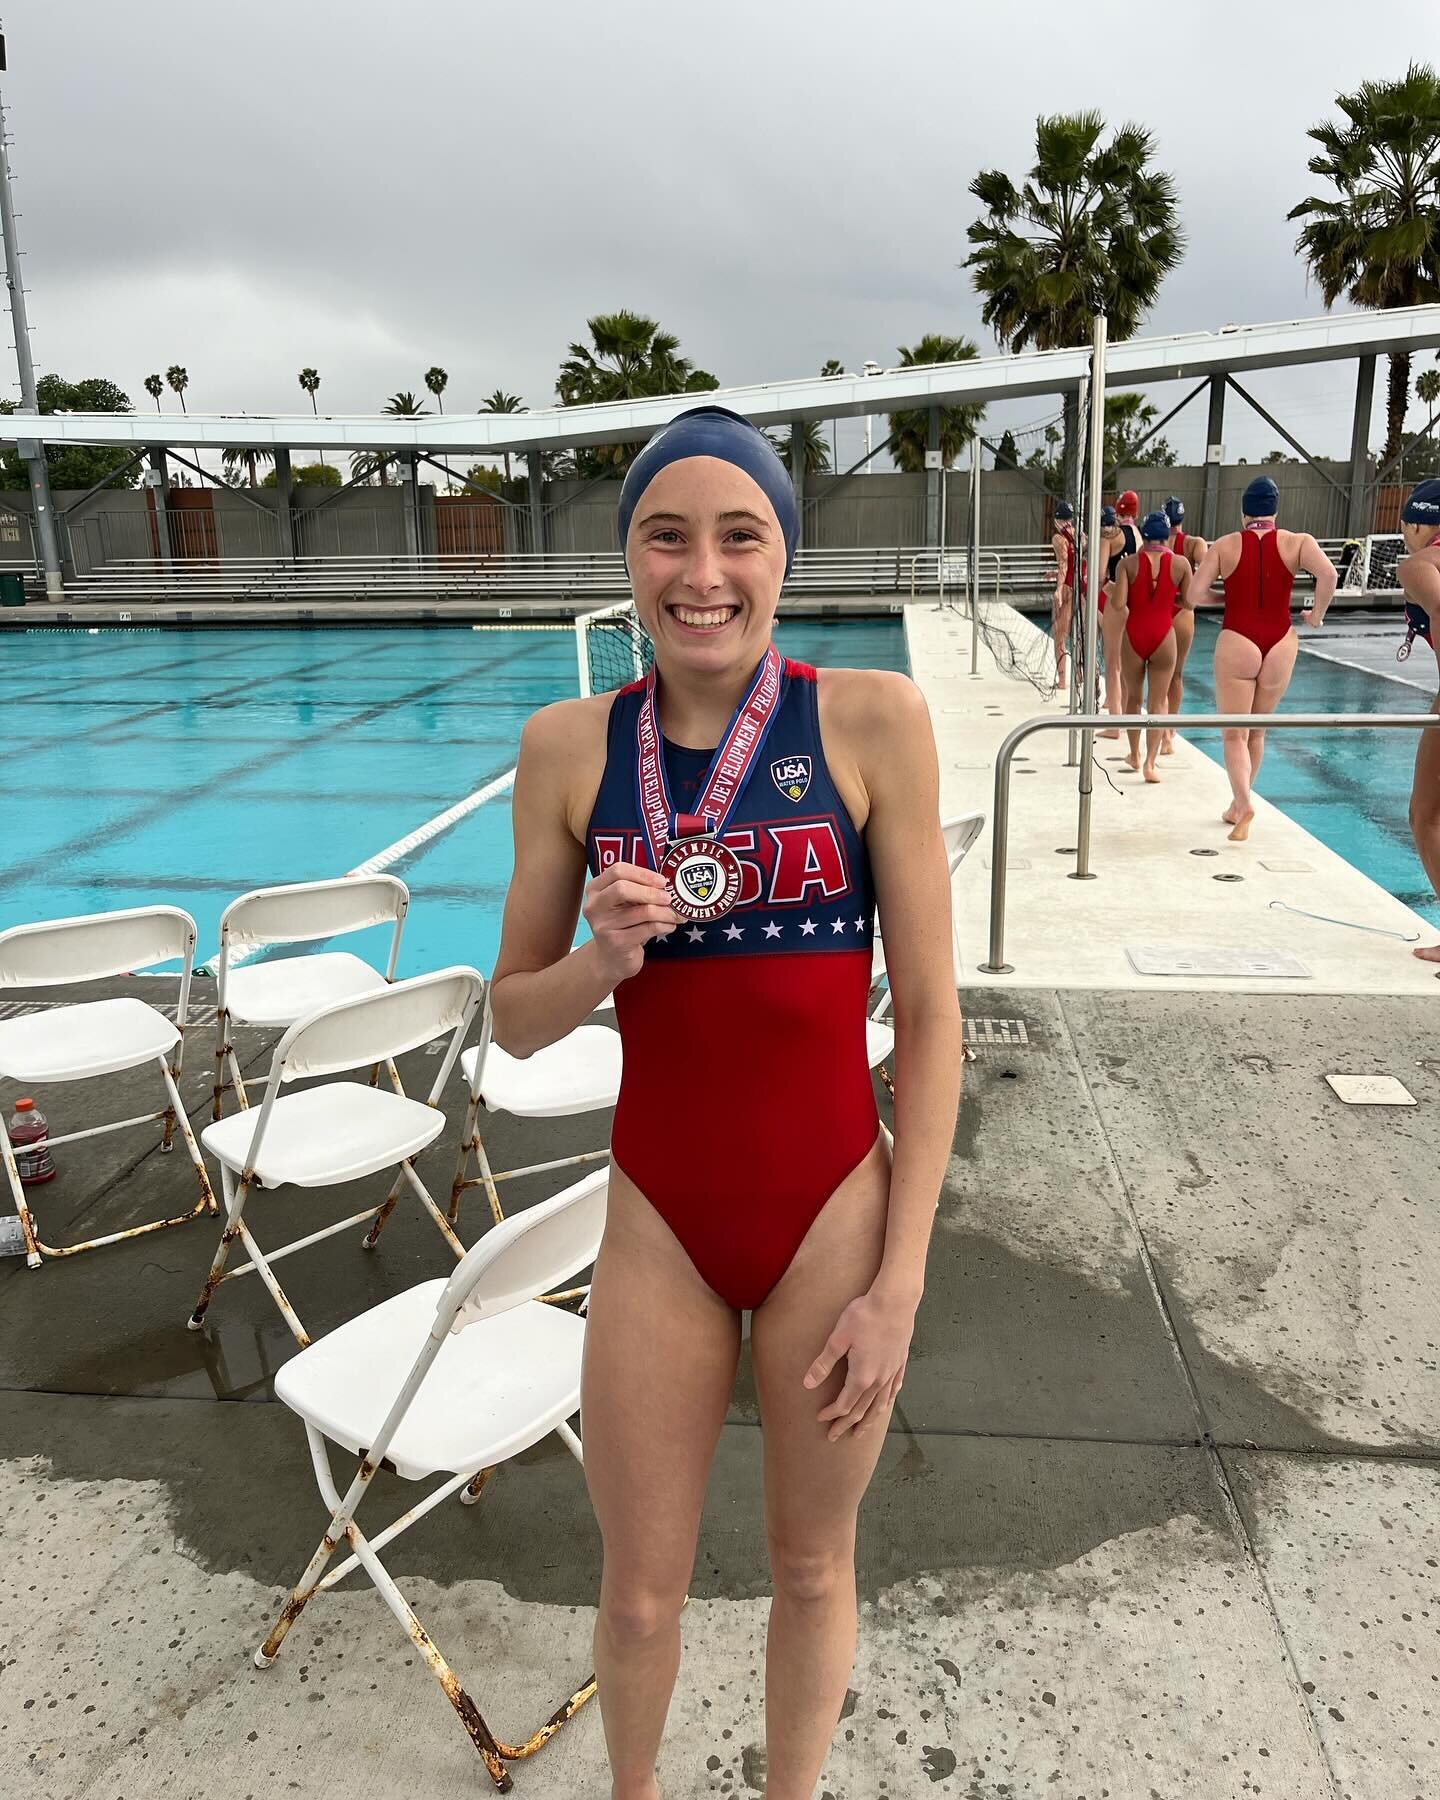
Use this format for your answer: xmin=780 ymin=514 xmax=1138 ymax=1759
xmin=346 ymin=763 xmax=518 ymax=876
xmin=200 ymin=762 xmax=518 ymax=974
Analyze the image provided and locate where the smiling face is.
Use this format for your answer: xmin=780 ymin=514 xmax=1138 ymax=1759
xmin=624 ymin=456 xmax=786 ymax=674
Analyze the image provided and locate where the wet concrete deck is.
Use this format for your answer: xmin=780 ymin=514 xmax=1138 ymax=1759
xmin=3 ymin=978 xmax=1436 ymax=1798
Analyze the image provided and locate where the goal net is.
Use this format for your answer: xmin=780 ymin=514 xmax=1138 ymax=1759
xmin=1335 ymin=534 xmax=1404 ymax=599
xmin=576 ymin=600 xmax=654 ymax=697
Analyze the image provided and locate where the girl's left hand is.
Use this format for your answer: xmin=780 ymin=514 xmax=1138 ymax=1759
xmin=803 ymin=1287 xmax=917 ymax=1442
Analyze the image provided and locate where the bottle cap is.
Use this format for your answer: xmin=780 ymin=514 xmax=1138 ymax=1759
xmin=14 ymin=1098 xmax=34 ymax=1111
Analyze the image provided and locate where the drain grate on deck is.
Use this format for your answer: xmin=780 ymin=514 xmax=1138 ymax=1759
xmin=964 ymin=1017 xmax=1032 ymax=1047
xmin=0 ymin=997 xmax=225 ymax=1028
xmin=1125 ymin=944 xmax=1312 ymax=979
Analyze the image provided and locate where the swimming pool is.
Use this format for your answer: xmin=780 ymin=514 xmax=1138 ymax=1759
xmin=1179 ymin=617 xmax=1439 ymax=928
xmin=1 ymin=618 xmax=907 ymax=975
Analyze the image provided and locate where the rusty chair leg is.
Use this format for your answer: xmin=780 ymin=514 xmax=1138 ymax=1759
xmin=187 ymin=1164 xmax=251 ymax=1330
xmin=0 ymin=1126 xmax=42 ymax=1270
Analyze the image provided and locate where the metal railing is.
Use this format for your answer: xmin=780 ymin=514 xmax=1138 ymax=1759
xmin=979 ymin=710 xmax=1440 ymax=974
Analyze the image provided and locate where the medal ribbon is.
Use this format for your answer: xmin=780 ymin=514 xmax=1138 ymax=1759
xmin=634 ymin=644 xmax=786 ymax=871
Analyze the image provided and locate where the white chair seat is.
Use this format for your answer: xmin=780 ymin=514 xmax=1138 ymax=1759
xmin=223 ymin=952 xmax=387 ymax=1027
xmin=0 ymin=997 xmax=179 ymax=1082
xmin=275 ymin=1281 xmax=586 ymax=1480
xmin=201 ymin=1082 xmax=445 ymax=1188
xmin=865 ymin=1016 xmax=895 ymax=1070
xmin=462 ymin=1026 xmax=622 ymax=1117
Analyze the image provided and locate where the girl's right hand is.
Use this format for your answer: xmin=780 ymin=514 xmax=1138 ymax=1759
xmin=583 ymin=861 xmax=681 ymax=985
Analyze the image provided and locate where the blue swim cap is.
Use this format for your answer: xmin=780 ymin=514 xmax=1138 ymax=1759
xmin=1100 ymin=504 xmax=1117 ymax=527
xmin=1141 ymin=510 xmax=1170 ymax=542
xmin=617 ymin=405 xmax=798 ymax=575
xmin=1242 ymin=475 xmax=1279 ymax=518
xmin=1401 ymin=478 xmax=1440 ymax=526
xmin=1164 ymin=495 xmax=1185 ymax=525
xmin=1054 ymin=500 xmax=1074 ymax=522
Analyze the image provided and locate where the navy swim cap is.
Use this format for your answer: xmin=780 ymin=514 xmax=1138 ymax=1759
xmin=1242 ymin=475 xmax=1279 ymax=518
xmin=1054 ymin=500 xmax=1074 ymax=522
xmin=1164 ymin=495 xmax=1185 ymax=525
xmin=1401 ymin=478 xmax=1440 ymax=526
xmin=1141 ymin=510 xmax=1170 ymax=542
xmin=1100 ymin=504 xmax=1117 ymax=527
xmin=617 ymin=405 xmax=798 ymax=575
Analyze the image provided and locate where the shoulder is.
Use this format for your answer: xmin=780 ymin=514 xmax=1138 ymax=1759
xmin=517 ymin=692 xmax=615 ymax=783
xmin=816 ymin=665 xmax=930 ymax=737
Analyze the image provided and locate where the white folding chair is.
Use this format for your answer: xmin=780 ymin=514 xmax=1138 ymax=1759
xmin=446 ymin=993 xmax=621 ymax=1233
xmin=254 ymin=1166 xmax=608 ymax=1793
xmin=211 ymin=874 xmax=409 ymax=1121
xmin=0 ymin=906 xmax=217 ymax=1268
xmin=187 ymin=965 xmax=482 ymax=1347
xmin=868 ymin=810 xmax=986 ymax=1092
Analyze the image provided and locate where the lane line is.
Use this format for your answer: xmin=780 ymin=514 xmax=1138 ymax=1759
xmin=347 ymin=764 xmax=517 ymax=876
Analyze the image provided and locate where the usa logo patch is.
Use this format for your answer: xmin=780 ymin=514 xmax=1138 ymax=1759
xmin=771 ymin=754 xmax=811 ymax=803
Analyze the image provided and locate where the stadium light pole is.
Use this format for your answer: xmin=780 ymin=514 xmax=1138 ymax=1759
xmin=0 ymin=31 xmax=63 ymax=599
xmin=1071 ymin=307 xmax=1108 ymax=878
xmin=0 ymin=31 xmax=62 ymax=601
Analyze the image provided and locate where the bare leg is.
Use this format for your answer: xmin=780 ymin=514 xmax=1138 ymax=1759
xmin=1099 ymin=595 xmax=1126 ymax=736
xmin=1409 ymin=690 xmax=1440 ymax=962
xmin=1142 ymin=634 xmax=1178 ymax=780
xmin=1119 ymin=637 xmax=1145 ymax=769
xmin=1213 ymin=627 xmax=1264 ymax=837
xmin=1232 ymin=631 xmax=1300 ymax=837
xmin=1052 ymin=595 xmax=1071 ymax=691
xmin=1164 ymin=608 xmax=1194 ymax=752
xmin=749 ymin=1136 xmax=893 ymax=1800
xmin=581 ymin=1166 xmax=741 ymax=1800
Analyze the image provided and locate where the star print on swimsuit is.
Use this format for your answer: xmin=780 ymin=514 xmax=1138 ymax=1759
xmin=798 ymin=918 xmax=817 ymax=936
xmin=723 ymin=923 xmax=744 ymax=941
xmin=762 ymin=921 xmax=782 ymax=939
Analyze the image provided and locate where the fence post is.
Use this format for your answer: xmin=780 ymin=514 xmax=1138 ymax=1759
xmin=273 ymin=448 xmax=295 ymax=563
xmin=1346 ymin=355 xmax=1376 ymax=537
xmin=1201 ymin=375 xmax=1226 ymax=541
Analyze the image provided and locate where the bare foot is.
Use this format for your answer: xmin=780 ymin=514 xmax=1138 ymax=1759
xmin=1123 ymin=750 xmax=1140 ymax=771
xmin=1227 ymin=809 xmax=1255 ymax=842
xmin=1160 ymin=734 xmax=1175 ymax=755
xmin=1143 ymin=763 xmax=1161 ymax=783
xmin=1098 ymin=728 xmax=1121 ymax=740
xmin=1222 ymin=803 xmax=1239 ymax=825
xmin=1413 ymin=942 xmax=1440 ymax=964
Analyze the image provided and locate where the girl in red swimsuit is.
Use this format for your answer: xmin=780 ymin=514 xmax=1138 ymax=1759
xmin=1397 ymin=478 xmax=1440 ymax=963
xmin=489 ymin=405 xmax=961 ymax=1799
xmin=1184 ymin=476 xmax=1337 ymax=840
xmin=1160 ymin=495 xmax=1207 ymax=755
xmin=1112 ymin=511 xmax=1191 ymax=782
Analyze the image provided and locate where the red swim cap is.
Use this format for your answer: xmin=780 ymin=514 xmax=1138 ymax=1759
xmin=1117 ymin=490 xmax=1139 ymax=516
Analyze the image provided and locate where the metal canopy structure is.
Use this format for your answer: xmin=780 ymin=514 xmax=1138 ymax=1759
xmin=4 ymin=305 xmax=1440 ymax=456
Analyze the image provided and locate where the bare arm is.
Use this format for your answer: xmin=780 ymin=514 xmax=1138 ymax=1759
xmin=488 ymin=701 xmax=679 ymax=1057
xmin=1187 ymin=539 xmax=1223 ymax=604
xmin=1400 ymin=550 xmax=1440 ymax=623
xmin=855 ymin=674 xmax=962 ymax=1303
xmin=1112 ymin=557 xmax=1132 ymax=609
xmin=1297 ymin=533 xmax=1338 ymax=627
xmin=1051 ymin=533 xmax=1067 ymax=580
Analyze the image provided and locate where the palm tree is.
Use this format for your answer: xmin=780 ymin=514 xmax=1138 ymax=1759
xmin=885 ymin=334 xmax=984 ymax=472
xmin=819 ymin=360 xmax=845 ymax=463
xmin=557 ymin=312 xmax=718 ymax=476
xmin=221 ymin=446 xmax=275 ymax=488
xmin=351 ymin=391 xmax=429 ymax=487
xmin=1290 ymin=65 xmax=1440 ymax=464
xmin=165 ymin=365 xmax=189 ymax=413
xmin=479 ymin=389 xmax=527 ymax=484
xmin=423 ymin=367 xmax=450 ymax=486
xmin=144 ymin=373 xmax=164 ymax=413
xmin=764 ymin=421 xmax=831 ymax=476
xmin=298 ymin=368 xmax=325 ymax=469
xmin=1104 ymin=391 xmax=1177 ymax=471
xmin=966 ymin=112 xmax=1183 ymax=488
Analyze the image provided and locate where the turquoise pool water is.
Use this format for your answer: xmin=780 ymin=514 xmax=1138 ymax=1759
xmin=1177 ymin=618 xmax=1439 ymax=928
xmin=1 ymin=619 xmax=908 ymax=975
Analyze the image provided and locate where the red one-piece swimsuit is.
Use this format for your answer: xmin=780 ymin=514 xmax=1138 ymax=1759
xmin=1222 ymin=525 xmax=1295 ymax=655
xmin=1125 ymin=550 xmax=1178 ymax=661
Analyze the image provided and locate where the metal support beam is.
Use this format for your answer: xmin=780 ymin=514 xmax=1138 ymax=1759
xmin=1347 ymin=355 xmax=1376 ymax=536
xmin=1223 ymin=376 xmax=1348 ymax=497
xmin=528 ymin=453 xmax=545 ymax=557
xmin=1074 ymin=314 xmax=1107 ymax=878
xmin=1103 ymin=377 xmax=1209 ymax=485
xmin=403 ymin=454 xmax=420 ymax=560
xmin=790 ymin=421 xmax=805 ymax=549
xmin=149 ymin=447 xmax=171 ymax=569
xmin=55 ymin=447 xmax=147 ymax=520
xmin=925 ymin=406 xmax=941 ymax=547
xmin=273 ymin=447 xmax=294 ymax=562
xmin=164 ymin=448 xmax=274 ymax=515
xmin=1201 ymin=375 xmax=1226 ymax=540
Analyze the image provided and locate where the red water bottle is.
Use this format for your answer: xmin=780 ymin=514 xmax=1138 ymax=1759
xmin=7 ymin=1098 xmax=56 ymax=1184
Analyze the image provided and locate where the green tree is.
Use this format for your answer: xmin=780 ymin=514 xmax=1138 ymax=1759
xmin=143 ymin=373 xmax=164 ymax=413
xmin=885 ymin=333 xmax=984 ymax=472
xmin=262 ymin=461 xmax=340 ymax=488
xmin=350 ymin=392 xmax=429 ymax=486
xmin=1261 ymin=449 xmax=1298 ymax=465
xmin=0 ymin=374 xmax=143 ymax=492
xmin=1104 ymin=391 xmax=1178 ymax=471
xmin=481 ymin=389 xmax=527 ymax=484
xmin=993 ymin=429 xmax=1020 ymax=469
xmin=557 ymin=311 xmax=718 ymax=478
xmin=1289 ymin=63 xmax=1440 ymax=463
xmin=298 ymin=367 xmax=321 ymax=414
xmin=764 ymin=420 xmax=831 ymax=475
xmin=966 ymin=112 xmax=1183 ymax=486
xmin=165 ymin=365 xmax=189 ymax=412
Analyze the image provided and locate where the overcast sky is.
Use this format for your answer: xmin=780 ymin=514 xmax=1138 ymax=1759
xmin=4 ymin=0 xmax=1437 ymax=470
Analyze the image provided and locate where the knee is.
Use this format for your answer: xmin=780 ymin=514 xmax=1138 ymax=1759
xmin=599 ymin=1582 xmax=686 ymax=1652
xmin=1411 ymin=790 xmax=1440 ymax=840
xmin=768 ymin=1535 xmax=854 ymax=1606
